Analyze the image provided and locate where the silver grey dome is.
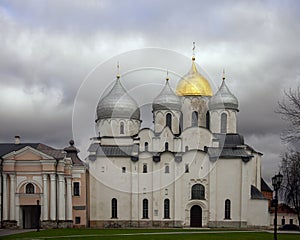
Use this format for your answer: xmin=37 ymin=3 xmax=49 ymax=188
xmin=208 ymin=80 xmax=238 ymax=110
xmin=96 ymin=77 xmax=140 ymax=120
xmin=153 ymin=79 xmax=181 ymax=111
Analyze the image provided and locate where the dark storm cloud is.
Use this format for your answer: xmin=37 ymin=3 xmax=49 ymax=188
xmin=0 ymin=0 xmax=299 ymax=181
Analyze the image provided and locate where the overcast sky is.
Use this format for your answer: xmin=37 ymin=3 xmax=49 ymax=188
xmin=0 ymin=0 xmax=299 ymax=183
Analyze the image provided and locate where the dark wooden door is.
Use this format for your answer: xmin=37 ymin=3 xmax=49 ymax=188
xmin=22 ymin=206 xmax=39 ymax=229
xmin=190 ymin=205 xmax=202 ymax=227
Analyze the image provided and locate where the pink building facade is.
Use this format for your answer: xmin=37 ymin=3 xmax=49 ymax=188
xmin=0 ymin=137 xmax=87 ymax=229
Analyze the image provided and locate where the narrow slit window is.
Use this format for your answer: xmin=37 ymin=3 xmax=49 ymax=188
xmin=143 ymin=199 xmax=149 ymax=219
xmin=165 ymin=142 xmax=169 ymax=151
xmin=164 ymin=199 xmax=170 ymax=219
xmin=192 ymin=111 xmax=198 ymax=127
xmin=120 ymin=122 xmax=124 ymax=134
xmin=221 ymin=113 xmax=227 ymax=133
xmin=143 ymin=164 xmax=147 ymax=173
xmin=73 ymin=182 xmax=80 ymax=196
xmin=111 ymin=198 xmax=118 ymax=218
xmin=225 ymin=199 xmax=231 ymax=219
xmin=166 ymin=113 xmax=172 ymax=130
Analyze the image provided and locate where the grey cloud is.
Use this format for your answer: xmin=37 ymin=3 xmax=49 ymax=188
xmin=0 ymin=0 xmax=299 ymax=181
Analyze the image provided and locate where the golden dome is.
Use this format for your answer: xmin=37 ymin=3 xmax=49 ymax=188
xmin=176 ymin=58 xmax=213 ymax=96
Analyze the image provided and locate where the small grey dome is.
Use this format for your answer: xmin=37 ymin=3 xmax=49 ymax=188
xmin=209 ymin=80 xmax=238 ymax=110
xmin=153 ymin=79 xmax=181 ymax=111
xmin=96 ymin=77 xmax=140 ymax=120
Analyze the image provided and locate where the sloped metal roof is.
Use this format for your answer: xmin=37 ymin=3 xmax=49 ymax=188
xmin=261 ymin=178 xmax=273 ymax=192
xmin=251 ymin=185 xmax=267 ymax=200
xmin=0 ymin=143 xmax=65 ymax=160
xmin=207 ymin=147 xmax=252 ymax=159
xmin=213 ymin=133 xmax=244 ymax=147
xmin=88 ymin=144 xmax=138 ymax=158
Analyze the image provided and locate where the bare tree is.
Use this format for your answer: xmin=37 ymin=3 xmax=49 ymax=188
xmin=280 ymin=150 xmax=300 ymax=226
xmin=276 ymin=87 xmax=300 ymax=144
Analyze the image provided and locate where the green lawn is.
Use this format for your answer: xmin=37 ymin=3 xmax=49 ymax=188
xmin=2 ymin=229 xmax=300 ymax=240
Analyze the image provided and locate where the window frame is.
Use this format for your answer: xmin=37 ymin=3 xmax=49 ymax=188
xmin=206 ymin=111 xmax=210 ymax=130
xmin=73 ymin=182 xmax=80 ymax=196
xmin=221 ymin=112 xmax=227 ymax=133
xmin=143 ymin=164 xmax=148 ymax=173
xmin=142 ymin=199 xmax=149 ymax=219
xmin=191 ymin=184 xmax=205 ymax=200
xmin=166 ymin=113 xmax=172 ymax=130
xmin=25 ymin=183 xmax=35 ymax=194
xmin=164 ymin=199 xmax=170 ymax=219
xmin=165 ymin=164 xmax=170 ymax=173
xmin=165 ymin=142 xmax=169 ymax=151
xmin=75 ymin=216 xmax=81 ymax=224
xmin=185 ymin=164 xmax=189 ymax=173
xmin=120 ymin=122 xmax=125 ymax=134
xmin=111 ymin=198 xmax=118 ymax=219
xmin=224 ymin=199 xmax=231 ymax=219
xmin=191 ymin=111 xmax=198 ymax=127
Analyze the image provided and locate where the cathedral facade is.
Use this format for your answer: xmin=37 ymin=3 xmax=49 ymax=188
xmin=86 ymin=55 xmax=270 ymax=228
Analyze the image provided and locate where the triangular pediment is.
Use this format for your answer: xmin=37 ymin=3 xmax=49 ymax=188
xmin=3 ymin=146 xmax=56 ymax=161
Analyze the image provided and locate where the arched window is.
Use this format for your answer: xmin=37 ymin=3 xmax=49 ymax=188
xmin=225 ymin=199 xmax=231 ymax=219
xmin=26 ymin=183 xmax=35 ymax=194
xmin=164 ymin=199 xmax=170 ymax=219
xmin=143 ymin=164 xmax=148 ymax=173
xmin=142 ymin=199 xmax=149 ymax=219
xmin=221 ymin=113 xmax=227 ymax=133
xmin=185 ymin=146 xmax=189 ymax=152
xmin=191 ymin=111 xmax=198 ymax=127
xmin=165 ymin=165 xmax=169 ymax=173
xmin=120 ymin=122 xmax=124 ymax=134
xmin=206 ymin=111 xmax=210 ymax=130
xmin=111 ymin=198 xmax=117 ymax=218
xmin=165 ymin=142 xmax=169 ymax=151
xmin=166 ymin=113 xmax=172 ymax=130
xmin=191 ymin=184 xmax=205 ymax=200
xmin=145 ymin=142 xmax=149 ymax=151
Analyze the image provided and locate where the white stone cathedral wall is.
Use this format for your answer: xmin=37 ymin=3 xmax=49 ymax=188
xmin=181 ymin=127 xmax=212 ymax=151
xmin=97 ymin=118 xmax=140 ymax=137
xmin=209 ymin=110 xmax=237 ymax=134
xmin=154 ymin=110 xmax=181 ymax=134
xmin=214 ymin=159 xmax=243 ymax=222
xmin=247 ymin=199 xmax=269 ymax=226
xmin=181 ymin=97 xmax=209 ymax=130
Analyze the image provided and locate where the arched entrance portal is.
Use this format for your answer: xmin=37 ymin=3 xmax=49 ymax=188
xmin=190 ymin=205 xmax=202 ymax=227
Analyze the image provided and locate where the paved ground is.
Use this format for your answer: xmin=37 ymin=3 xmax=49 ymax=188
xmin=0 ymin=229 xmax=35 ymax=237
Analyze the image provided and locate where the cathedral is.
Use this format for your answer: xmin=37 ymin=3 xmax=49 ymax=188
xmin=86 ymin=53 xmax=270 ymax=228
xmin=0 ymin=51 xmax=271 ymax=229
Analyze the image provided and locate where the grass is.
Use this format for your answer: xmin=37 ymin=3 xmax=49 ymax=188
xmin=2 ymin=229 xmax=300 ymax=240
